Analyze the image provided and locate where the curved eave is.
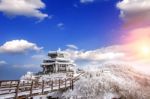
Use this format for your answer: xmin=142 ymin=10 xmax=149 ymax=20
xmin=44 ymin=58 xmax=71 ymax=61
xmin=48 ymin=51 xmax=66 ymax=55
xmin=41 ymin=62 xmax=74 ymax=66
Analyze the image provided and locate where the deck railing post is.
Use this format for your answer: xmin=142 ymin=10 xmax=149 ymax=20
xmin=65 ymin=79 xmax=66 ymax=89
xmin=59 ymin=79 xmax=60 ymax=89
xmin=47 ymin=81 xmax=49 ymax=86
xmin=72 ymin=79 xmax=74 ymax=90
xmin=9 ymin=81 xmax=12 ymax=92
xmin=70 ymin=79 xmax=72 ymax=89
xmin=15 ymin=80 xmax=20 ymax=99
xmin=51 ymin=80 xmax=53 ymax=90
xmin=9 ymin=81 xmax=12 ymax=87
xmin=0 ymin=82 xmax=1 ymax=88
xmin=42 ymin=80 xmax=45 ymax=94
xmin=23 ymin=81 xmax=25 ymax=86
xmin=30 ymin=81 xmax=34 ymax=97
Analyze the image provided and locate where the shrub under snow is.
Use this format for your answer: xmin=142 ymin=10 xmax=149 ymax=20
xmin=63 ymin=64 xmax=150 ymax=99
xmin=20 ymin=71 xmax=36 ymax=81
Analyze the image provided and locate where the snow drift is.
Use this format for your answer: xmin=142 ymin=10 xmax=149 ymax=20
xmin=63 ymin=64 xmax=150 ymax=99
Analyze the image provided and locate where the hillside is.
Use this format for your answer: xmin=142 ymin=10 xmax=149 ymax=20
xmin=63 ymin=64 xmax=150 ymax=99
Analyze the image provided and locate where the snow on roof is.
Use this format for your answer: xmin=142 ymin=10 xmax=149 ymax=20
xmin=48 ymin=49 xmax=65 ymax=54
xmin=41 ymin=62 xmax=73 ymax=66
xmin=43 ymin=58 xmax=71 ymax=61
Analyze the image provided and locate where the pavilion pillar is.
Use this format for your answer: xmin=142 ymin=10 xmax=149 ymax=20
xmin=65 ymin=65 xmax=66 ymax=71
xmin=58 ymin=64 xmax=59 ymax=72
xmin=43 ymin=66 xmax=46 ymax=73
xmin=55 ymin=64 xmax=58 ymax=73
xmin=53 ymin=64 xmax=55 ymax=73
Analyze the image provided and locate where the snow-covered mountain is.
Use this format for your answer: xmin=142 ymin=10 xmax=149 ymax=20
xmin=63 ymin=64 xmax=150 ymax=99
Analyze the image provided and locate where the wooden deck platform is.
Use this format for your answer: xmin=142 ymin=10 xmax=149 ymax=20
xmin=0 ymin=73 xmax=84 ymax=99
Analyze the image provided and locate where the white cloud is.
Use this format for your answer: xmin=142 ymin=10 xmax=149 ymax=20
xmin=31 ymin=54 xmax=46 ymax=60
xmin=57 ymin=22 xmax=64 ymax=29
xmin=66 ymin=44 xmax=78 ymax=49
xmin=65 ymin=46 xmax=125 ymax=65
xmin=0 ymin=39 xmax=43 ymax=54
xmin=116 ymin=0 xmax=150 ymax=25
xmin=14 ymin=64 xmax=39 ymax=68
xmin=0 ymin=0 xmax=48 ymax=20
xmin=64 ymin=48 xmax=120 ymax=68
xmin=0 ymin=60 xmax=7 ymax=66
xmin=80 ymin=0 xmax=94 ymax=3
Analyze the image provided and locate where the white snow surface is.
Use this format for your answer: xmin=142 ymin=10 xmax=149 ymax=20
xmin=19 ymin=64 xmax=150 ymax=99
xmin=63 ymin=64 xmax=150 ymax=99
xmin=38 ymin=73 xmax=70 ymax=81
xmin=20 ymin=71 xmax=36 ymax=81
xmin=20 ymin=72 xmax=75 ymax=82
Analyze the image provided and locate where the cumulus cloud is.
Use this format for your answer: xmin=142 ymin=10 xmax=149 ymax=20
xmin=0 ymin=60 xmax=7 ymax=66
xmin=0 ymin=39 xmax=43 ymax=54
xmin=31 ymin=54 xmax=46 ymax=60
xmin=66 ymin=44 xmax=78 ymax=49
xmin=64 ymin=45 xmax=150 ymax=72
xmin=116 ymin=0 xmax=150 ymax=26
xmin=66 ymin=47 xmax=124 ymax=61
xmin=64 ymin=46 xmax=125 ymax=67
xmin=0 ymin=0 xmax=48 ymax=20
xmin=13 ymin=64 xmax=39 ymax=68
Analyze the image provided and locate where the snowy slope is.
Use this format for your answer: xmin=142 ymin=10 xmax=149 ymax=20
xmin=63 ymin=64 xmax=150 ymax=99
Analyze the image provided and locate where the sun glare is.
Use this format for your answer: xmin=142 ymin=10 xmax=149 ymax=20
xmin=134 ymin=39 xmax=150 ymax=57
xmin=141 ymin=45 xmax=150 ymax=55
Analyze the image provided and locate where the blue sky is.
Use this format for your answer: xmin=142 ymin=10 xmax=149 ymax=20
xmin=1 ymin=0 xmax=150 ymax=79
xmin=0 ymin=0 xmax=124 ymax=79
xmin=0 ymin=0 xmax=122 ymax=49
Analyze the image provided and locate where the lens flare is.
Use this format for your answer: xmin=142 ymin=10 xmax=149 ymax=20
xmin=141 ymin=45 xmax=150 ymax=55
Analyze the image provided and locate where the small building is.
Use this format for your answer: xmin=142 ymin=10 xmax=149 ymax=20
xmin=41 ymin=50 xmax=75 ymax=74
